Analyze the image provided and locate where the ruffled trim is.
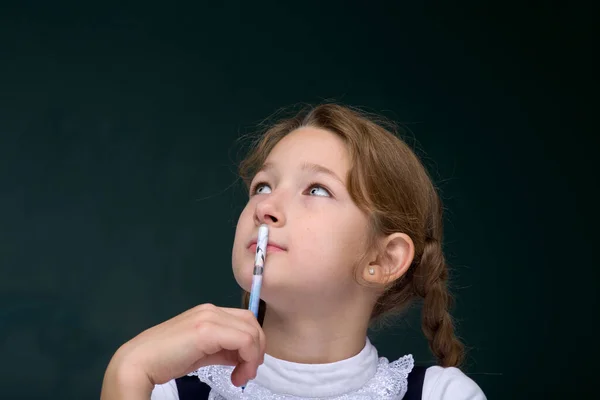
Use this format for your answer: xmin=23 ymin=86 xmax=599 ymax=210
xmin=188 ymin=355 xmax=414 ymax=399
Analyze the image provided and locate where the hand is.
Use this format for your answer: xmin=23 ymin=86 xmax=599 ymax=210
xmin=101 ymin=304 xmax=266 ymax=399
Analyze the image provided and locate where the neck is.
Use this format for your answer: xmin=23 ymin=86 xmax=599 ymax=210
xmin=261 ymin=303 xmax=372 ymax=364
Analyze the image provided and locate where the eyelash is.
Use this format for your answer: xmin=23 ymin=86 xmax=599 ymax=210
xmin=249 ymin=181 xmax=266 ymax=195
xmin=306 ymin=182 xmax=333 ymax=197
xmin=250 ymin=181 xmax=333 ymax=198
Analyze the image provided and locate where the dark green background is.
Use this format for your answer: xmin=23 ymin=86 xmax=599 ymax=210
xmin=0 ymin=2 xmax=595 ymax=399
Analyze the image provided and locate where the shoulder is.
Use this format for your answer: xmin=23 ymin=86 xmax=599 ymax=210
xmin=150 ymin=379 xmax=179 ymax=400
xmin=422 ymin=366 xmax=486 ymax=400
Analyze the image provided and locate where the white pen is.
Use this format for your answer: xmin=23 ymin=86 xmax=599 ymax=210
xmin=248 ymin=224 xmax=268 ymax=318
xmin=242 ymin=223 xmax=268 ymax=393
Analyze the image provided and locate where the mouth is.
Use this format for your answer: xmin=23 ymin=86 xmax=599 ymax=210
xmin=248 ymin=240 xmax=287 ymax=253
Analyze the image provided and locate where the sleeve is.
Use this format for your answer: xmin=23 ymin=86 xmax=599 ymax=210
xmin=422 ymin=366 xmax=486 ymax=400
xmin=150 ymin=379 xmax=179 ymax=400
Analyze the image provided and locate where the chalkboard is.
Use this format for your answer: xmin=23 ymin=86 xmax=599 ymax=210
xmin=0 ymin=2 xmax=595 ymax=399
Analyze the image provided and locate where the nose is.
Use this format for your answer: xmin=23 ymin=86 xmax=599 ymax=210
xmin=254 ymin=196 xmax=285 ymax=227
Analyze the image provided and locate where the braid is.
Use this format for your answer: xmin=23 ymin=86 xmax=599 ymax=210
xmin=412 ymin=237 xmax=465 ymax=367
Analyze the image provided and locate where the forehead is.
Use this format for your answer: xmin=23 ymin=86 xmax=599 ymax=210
xmin=264 ymin=127 xmax=350 ymax=176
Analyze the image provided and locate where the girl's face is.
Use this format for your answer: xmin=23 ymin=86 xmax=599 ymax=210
xmin=232 ymin=127 xmax=373 ymax=311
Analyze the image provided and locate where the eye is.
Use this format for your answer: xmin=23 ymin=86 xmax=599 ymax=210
xmin=306 ymin=183 xmax=331 ymax=197
xmin=252 ymin=182 xmax=272 ymax=195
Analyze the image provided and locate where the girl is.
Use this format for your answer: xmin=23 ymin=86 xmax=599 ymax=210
xmin=101 ymin=104 xmax=486 ymax=399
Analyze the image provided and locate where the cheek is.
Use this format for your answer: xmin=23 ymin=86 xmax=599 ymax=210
xmin=294 ymin=212 xmax=369 ymax=270
xmin=232 ymin=248 xmax=253 ymax=293
xmin=231 ymin=205 xmax=255 ymax=289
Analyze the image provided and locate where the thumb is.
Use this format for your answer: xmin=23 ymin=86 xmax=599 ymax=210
xmin=188 ymin=350 xmax=239 ymax=371
xmin=230 ymin=359 xmax=258 ymax=388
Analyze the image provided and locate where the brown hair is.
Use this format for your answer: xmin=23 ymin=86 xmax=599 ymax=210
xmin=238 ymin=103 xmax=464 ymax=367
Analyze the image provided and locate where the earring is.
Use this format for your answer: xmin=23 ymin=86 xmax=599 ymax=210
xmin=368 ymin=267 xmax=375 ymax=275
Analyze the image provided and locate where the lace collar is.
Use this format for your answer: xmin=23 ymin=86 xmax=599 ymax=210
xmin=189 ymin=338 xmax=414 ymax=399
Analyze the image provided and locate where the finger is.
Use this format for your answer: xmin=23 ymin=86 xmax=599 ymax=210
xmin=180 ymin=305 xmax=266 ymax=369
xmin=192 ymin=321 xmax=262 ymax=368
xmin=218 ymin=308 xmax=266 ymax=359
xmin=174 ymin=303 xmax=221 ymax=322
xmin=231 ymin=359 xmax=257 ymax=387
xmin=188 ymin=350 xmax=238 ymax=372
xmin=195 ymin=307 xmax=265 ymax=360
xmin=170 ymin=303 xmax=233 ymax=326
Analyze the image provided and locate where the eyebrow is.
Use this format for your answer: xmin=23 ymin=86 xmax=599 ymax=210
xmin=258 ymin=162 xmax=345 ymax=184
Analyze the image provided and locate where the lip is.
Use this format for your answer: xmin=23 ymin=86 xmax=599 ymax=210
xmin=248 ymin=239 xmax=287 ymax=253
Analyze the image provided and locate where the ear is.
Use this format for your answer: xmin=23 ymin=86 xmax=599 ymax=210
xmin=362 ymin=233 xmax=415 ymax=285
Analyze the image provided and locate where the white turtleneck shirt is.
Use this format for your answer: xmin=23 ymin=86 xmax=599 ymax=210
xmin=151 ymin=337 xmax=486 ymax=399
